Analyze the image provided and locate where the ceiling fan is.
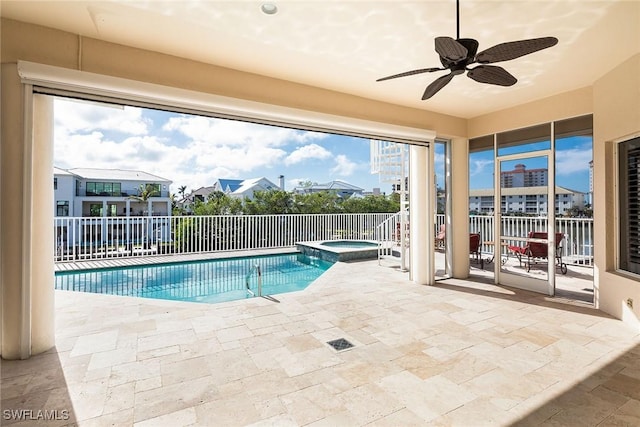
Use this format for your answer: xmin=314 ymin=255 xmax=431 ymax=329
xmin=377 ymin=0 xmax=558 ymax=100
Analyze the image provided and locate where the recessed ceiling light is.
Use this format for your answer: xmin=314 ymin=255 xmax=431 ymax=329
xmin=261 ymin=3 xmax=278 ymax=15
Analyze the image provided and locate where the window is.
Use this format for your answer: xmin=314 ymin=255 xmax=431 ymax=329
xmin=86 ymin=182 xmax=122 ymax=196
xmin=56 ymin=201 xmax=69 ymax=216
xmin=146 ymin=183 xmax=161 ymax=197
xmin=89 ymin=203 xmax=103 ymax=217
xmin=54 ymin=177 xmax=57 ymax=190
xmin=619 ymin=136 xmax=640 ymax=274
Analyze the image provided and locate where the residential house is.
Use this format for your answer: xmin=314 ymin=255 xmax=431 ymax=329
xmin=54 ymin=167 xmax=173 ymax=217
xmin=219 ymin=177 xmax=281 ymax=199
xmin=54 ymin=167 xmax=173 ymax=250
xmin=293 ymin=180 xmax=364 ymax=198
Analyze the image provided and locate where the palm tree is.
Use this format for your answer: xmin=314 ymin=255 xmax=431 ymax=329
xmin=128 ymin=184 xmax=160 ymax=248
xmin=129 ymin=184 xmax=160 ymax=204
xmin=178 ymin=185 xmax=187 ymax=199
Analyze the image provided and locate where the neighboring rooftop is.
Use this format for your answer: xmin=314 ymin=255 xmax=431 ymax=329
xmin=295 ymin=180 xmax=364 ymax=194
xmin=58 ymin=167 xmax=171 ymax=182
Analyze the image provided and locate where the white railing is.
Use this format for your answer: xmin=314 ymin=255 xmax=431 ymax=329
xmin=465 ymin=214 xmax=594 ymax=266
xmin=54 ymin=213 xmax=394 ymax=262
xmin=54 ymin=213 xmax=594 ymax=267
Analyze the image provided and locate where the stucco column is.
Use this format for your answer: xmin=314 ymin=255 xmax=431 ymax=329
xmin=450 ymin=137 xmax=470 ymax=278
xmin=31 ymin=94 xmax=56 ymax=355
xmin=1 ymin=65 xmax=55 ymax=359
xmin=409 ymin=145 xmax=432 ymax=285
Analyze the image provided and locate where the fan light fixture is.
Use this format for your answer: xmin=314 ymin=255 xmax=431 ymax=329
xmin=261 ymin=3 xmax=278 ymax=15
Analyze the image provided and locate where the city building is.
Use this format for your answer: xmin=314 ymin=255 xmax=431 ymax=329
xmin=469 ymin=186 xmax=586 ymax=216
xmin=500 ymin=164 xmax=548 ymax=188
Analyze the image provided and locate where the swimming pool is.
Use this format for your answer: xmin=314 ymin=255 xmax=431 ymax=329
xmin=55 ymin=253 xmax=334 ymax=304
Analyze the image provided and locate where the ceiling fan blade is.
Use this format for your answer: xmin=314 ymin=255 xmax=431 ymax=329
xmin=435 ymin=36 xmax=468 ymax=62
xmin=476 ymin=37 xmax=558 ymax=63
xmin=376 ymin=67 xmax=444 ymax=82
xmin=456 ymin=38 xmax=479 ymax=59
xmin=467 ymin=65 xmax=517 ymax=86
xmin=422 ymin=73 xmax=455 ymax=100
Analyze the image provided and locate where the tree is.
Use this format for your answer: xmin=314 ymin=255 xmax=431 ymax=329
xmin=341 ymin=194 xmax=400 ymax=213
xmin=194 ymin=191 xmax=242 ymax=215
xmin=129 ymin=184 xmax=159 ymax=203
xmin=178 ymin=185 xmax=187 ymax=199
xmin=292 ymin=191 xmax=341 ymax=214
xmin=243 ymin=190 xmax=294 ymax=214
xmin=127 ymin=184 xmax=160 ymax=248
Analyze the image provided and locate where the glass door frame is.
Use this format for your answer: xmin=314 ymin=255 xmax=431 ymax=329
xmin=493 ymin=138 xmax=557 ymax=296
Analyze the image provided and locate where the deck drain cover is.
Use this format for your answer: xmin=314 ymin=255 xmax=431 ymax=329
xmin=327 ymin=338 xmax=354 ymax=351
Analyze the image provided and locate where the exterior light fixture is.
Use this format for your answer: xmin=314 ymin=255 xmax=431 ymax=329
xmin=261 ymin=3 xmax=278 ymax=15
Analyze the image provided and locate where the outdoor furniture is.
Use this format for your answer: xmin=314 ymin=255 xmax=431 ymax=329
xmin=435 ymin=224 xmax=446 ymax=249
xmin=470 ymin=233 xmax=483 ymax=269
xmin=508 ymin=231 xmax=568 ymax=274
xmin=483 ymin=240 xmax=509 ymax=265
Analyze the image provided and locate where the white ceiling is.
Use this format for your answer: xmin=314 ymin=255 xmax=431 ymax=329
xmin=3 ymin=1 xmax=639 ymax=118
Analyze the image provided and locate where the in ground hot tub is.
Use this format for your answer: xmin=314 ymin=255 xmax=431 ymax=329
xmin=296 ymin=240 xmax=379 ymax=262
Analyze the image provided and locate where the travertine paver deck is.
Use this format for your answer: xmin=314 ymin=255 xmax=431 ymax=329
xmin=2 ymin=259 xmax=639 ymax=426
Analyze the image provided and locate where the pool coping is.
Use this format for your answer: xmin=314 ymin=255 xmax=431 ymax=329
xmin=296 ymin=240 xmax=379 ymax=262
xmin=54 ymin=247 xmax=299 ymax=272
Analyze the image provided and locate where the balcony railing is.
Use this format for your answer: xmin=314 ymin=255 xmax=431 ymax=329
xmin=54 ymin=213 xmax=594 ymax=266
xmin=54 ymin=213 xmax=393 ymax=262
xmin=75 ymin=190 xmax=170 ymax=198
xmin=467 ymin=214 xmax=593 ymax=266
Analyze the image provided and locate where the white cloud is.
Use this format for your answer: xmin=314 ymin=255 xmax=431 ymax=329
xmin=53 ymin=99 xmax=331 ymax=193
xmin=284 ymin=144 xmax=332 ymax=165
xmin=470 ymin=159 xmax=494 ymax=176
xmin=331 ymin=154 xmax=357 ymax=176
xmin=54 ymin=98 xmax=149 ymax=135
xmin=556 ymin=148 xmax=592 ymax=175
xmin=164 ymin=116 xmax=327 ymax=147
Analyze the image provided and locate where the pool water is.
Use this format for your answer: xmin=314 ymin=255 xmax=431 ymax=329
xmin=55 ymin=253 xmax=334 ymax=304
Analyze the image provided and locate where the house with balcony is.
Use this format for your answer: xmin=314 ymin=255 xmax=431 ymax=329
xmin=54 ymin=167 xmax=173 ymax=252
xmin=54 ymin=167 xmax=173 ymax=218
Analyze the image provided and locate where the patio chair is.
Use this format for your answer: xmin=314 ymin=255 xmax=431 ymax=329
xmin=508 ymin=231 xmax=567 ymax=274
xmin=470 ymin=233 xmax=483 ymax=269
xmin=395 ymin=222 xmax=410 ymax=244
xmin=435 ymin=224 xmax=446 ymax=249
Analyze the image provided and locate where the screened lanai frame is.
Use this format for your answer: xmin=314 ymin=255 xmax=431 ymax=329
xmin=469 ymin=114 xmax=594 ymax=297
xmin=12 ymin=60 xmax=447 ymax=359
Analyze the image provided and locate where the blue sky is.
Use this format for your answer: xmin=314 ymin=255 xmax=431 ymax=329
xmin=469 ymin=136 xmax=593 ymax=192
xmin=53 ymin=97 xmax=393 ymax=194
xmin=53 ymin=96 xmax=589 ymax=196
